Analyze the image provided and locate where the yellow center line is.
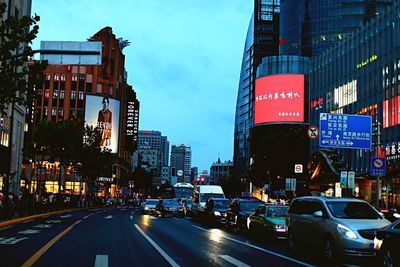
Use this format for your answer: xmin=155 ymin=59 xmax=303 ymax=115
xmin=21 ymin=220 xmax=82 ymax=267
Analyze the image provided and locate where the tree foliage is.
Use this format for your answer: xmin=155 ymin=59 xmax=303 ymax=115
xmin=0 ymin=2 xmax=43 ymax=112
xmin=132 ymin=167 xmax=154 ymax=190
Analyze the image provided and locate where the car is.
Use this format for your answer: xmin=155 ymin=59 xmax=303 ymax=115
xmin=374 ymin=219 xmax=400 ymax=266
xmin=247 ymin=204 xmax=288 ymax=239
xmin=380 ymin=208 xmax=400 ymax=223
xmin=201 ymin=198 xmax=230 ymax=227
xmin=286 ymin=196 xmax=391 ymax=260
xmin=140 ymin=199 xmax=158 ymax=215
xmin=155 ymin=199 xmax=184 ymax=217
xmin=225 ymin=198 xmax=264 ymax=232
xmin=191 ymin=185 xmax=225 ymax=220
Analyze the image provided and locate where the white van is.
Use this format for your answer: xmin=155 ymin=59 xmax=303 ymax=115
xmin=191 ymin=185 xmax=225 ymax=218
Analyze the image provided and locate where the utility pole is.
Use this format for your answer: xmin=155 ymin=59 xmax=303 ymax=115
xmin=373 ymin=121 xmax=382 ymax=209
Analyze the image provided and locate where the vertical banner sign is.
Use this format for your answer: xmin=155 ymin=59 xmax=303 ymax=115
xmin=348 ymin=171 xmax=355 ymax=195
xmin=335 ymin=182 xmax=342 ymax=197
xmin=340 ymin=171 xmax=348 ymax=188
xmin=285 ymin=178 xmax=296 ymax=191
xmin=126 ymin=100 xmax=139 ymax=152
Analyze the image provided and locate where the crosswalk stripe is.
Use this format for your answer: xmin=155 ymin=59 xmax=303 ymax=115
xmin=94 ymin=255 xmax=108 ymax=267
xmin=219 ymin=255 xmax=250 ymax=267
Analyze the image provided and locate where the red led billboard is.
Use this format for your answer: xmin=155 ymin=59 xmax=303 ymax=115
xmin=254 ymin=74 xmax=304 ymax=124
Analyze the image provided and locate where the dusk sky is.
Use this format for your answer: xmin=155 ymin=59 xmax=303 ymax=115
xmin=31 ymin=0 xmax=253 ymax=172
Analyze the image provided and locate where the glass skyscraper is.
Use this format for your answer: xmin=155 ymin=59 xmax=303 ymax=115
xmin=233 ymin=0 xmax=280 ymax=180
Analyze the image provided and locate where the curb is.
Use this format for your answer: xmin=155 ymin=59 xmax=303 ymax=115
xmin=0 ymin=206 xmax=100 ymax=228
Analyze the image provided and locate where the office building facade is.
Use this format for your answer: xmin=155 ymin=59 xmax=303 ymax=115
xmin=170 ymin=144 xmax=192 ymax=182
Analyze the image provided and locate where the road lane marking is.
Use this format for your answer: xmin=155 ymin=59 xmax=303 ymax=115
xmin=219 ymin=255 xmax=250 ymax=267
xmin=134 ymin=224 xmax=180 ymax=267
xmin=46 ymin=220 xmax=62 ymax=223
xmin=60 ymin=215 xmax=72 ymax=218
xmin=18 ymin=229 xmax=41 ymax=234
xmin=33 ymin=224 xmax=52 ymax=229
xmin=94 ymin=255 xmax=108 ymax=267
xmin=104 ymin=215 xmax=114 ymax=219
xmin=21 ymin=220 xmax=81 ymax=267
xmin=22 ymin=219 xmax=34 ymax=224
xmin=130 ymin=216 xmax=133 ymax=219
xmin=192 ymin=225 xmax=315 ymax=267
xmin=0 ymin=237 xmax=28 ymax=244
xmin=0 ymin=225 xmax=13 ymax=231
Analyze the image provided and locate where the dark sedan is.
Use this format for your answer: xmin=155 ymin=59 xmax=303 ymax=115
xmin=202 ymin=198 xmax=230 ymax=227
xmin=374 ymin=219 xmax=400 ymax=266
xmin=247 ymin=205 xmax=288 ymax=239
xmin=140 ymin=199 xmax=158 ymax=215
xmin=225 ymin=199 xmax=264 ymax=232
xmin=155 ymin=199 xmax=184 ymax=217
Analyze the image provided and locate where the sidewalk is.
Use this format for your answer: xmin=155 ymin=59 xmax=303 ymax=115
xmin=0 ymin=206 xmax=100 ymax=228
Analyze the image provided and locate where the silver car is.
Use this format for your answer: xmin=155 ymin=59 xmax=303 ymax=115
xmin=286 ymin=196 xmax=391 ymax=259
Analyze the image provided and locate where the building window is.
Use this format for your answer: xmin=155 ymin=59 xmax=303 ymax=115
xmin=45 ymin=73 xmax=51 ymax=89
xmin=51 ymin=108 xmax=57 ymax=116
xmin=53 ymin=90 xmax=58 ymax=99
xmin=78 ymin=74 xmax=85 ymax=91
xmin=78 ymin=92 xmax=84 ymax=100
xmin=60 ymin=91 xmax=65 ymax=99
xmin=71 ymin=91 xmax=76 ymax=100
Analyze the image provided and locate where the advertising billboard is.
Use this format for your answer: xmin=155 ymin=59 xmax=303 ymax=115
xmin=85 ymin=95 xmax=120 ymax=153
xmin=254 ymin=74 xmax=304 ymax=124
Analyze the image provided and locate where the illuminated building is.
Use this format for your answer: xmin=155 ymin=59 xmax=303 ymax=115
xmin=24 ymin=27 xmax=139 ymax=196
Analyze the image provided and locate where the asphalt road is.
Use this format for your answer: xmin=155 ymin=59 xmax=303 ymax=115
xmin=0 ymin=207 xmax=380 ymax=267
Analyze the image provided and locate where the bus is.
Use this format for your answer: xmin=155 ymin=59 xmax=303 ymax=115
xmin=173 ymin=182 xmax=194 ymax=199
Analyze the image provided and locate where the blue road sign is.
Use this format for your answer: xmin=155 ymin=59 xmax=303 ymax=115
xmin=319 ymin=113 xmax=372 ymax=149
xmin=370 ymin=157 xmax=386 ymax=177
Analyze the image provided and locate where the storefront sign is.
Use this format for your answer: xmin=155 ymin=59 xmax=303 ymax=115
xmin=340 ymin=171 xmax=348 ymax=188
xmin=356 ymin=54 xmax=378 ymax=69
xmin=96 ymin=176 xmax=114 ymax=183
xmin=385 ymin=142 xmax=400 ymax=161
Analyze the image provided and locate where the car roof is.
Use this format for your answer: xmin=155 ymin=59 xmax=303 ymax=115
xmin=293 ymin=196 xmax=366 ymax=203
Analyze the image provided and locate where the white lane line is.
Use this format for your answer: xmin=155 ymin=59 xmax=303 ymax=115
xmin=192 ymin=225 xmax=315 ymax=267
xmin=219 ymin=255 xmax=250 ymax=267
xmin=134 ymin=224 xmax=180 ymax=267
xmin=0 ymin=225 xmax=13 ymax=231
xmin=130 ymin=216 xmax=133 ymax=219
xmin=22 ymin=219 xmax=34 ymax=224
xmin=94 ymin=254 xmax=108 ymax=267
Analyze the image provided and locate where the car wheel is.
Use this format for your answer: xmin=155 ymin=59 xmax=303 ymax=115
xmin=382 ymin=245 xmax=395 ymax=267
xmin=323 ymin=237 xmax=335 ymax=260
xmin=287 ymin=230 xmax=296 ymax=250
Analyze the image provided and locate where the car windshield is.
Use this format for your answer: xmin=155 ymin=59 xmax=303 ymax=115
xmin=266 ymin=206 xmax=288 ymax=217
xmin=163 ymin=200 xmax=180 ymax=207
xmin=326 ymin=201 xmax=382 ymax=219
xmin=145 ymin=200 xmax=158 ymax=205
xmin=200 ymin=193 xmax=224 ymax=201
xmin=213 ymin=199 xmax=230 ymax=209
xmin=240 ymin=201 xmax=263 ymax=212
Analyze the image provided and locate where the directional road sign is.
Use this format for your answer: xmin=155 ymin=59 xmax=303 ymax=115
xmin=319 ymin=113 xmax=372 ymax=149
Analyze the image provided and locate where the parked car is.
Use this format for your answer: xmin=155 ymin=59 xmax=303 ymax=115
xmin=155 ymin=199 xmax=184 ymax=217
xmin=202 ymin=198 xmax=230 ymax=226
xmin=247 ymin=204 xmax=288 ymax=239
xmin=225 ymin=198 xmax=264 ymax=232
xmin=286 ymin=196 xmax=391 ymax=260
xmin=141 ymin=199 xmax=158 ymax=215
xmin=374 ymin=219 xmax=400 ymax=266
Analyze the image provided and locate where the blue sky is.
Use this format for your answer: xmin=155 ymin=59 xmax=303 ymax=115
xmin=31 ymin=0 xmax=253 ymax=172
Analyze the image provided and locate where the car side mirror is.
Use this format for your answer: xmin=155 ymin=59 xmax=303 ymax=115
xmin=313 ymin=210 xmax=323 ymax=217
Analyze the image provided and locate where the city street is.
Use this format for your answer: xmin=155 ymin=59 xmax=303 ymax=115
xmin=0 ymin=207 xmax=380 ymax=267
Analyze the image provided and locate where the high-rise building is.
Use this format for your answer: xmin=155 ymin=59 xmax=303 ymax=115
xmin=307 ymin=0 xmax=400 ymax=207
xmin=210 ymin=159 xmax=233 ymax=185
xmin=280 ymin=0 xmax=393 ymax=57
xmin=170 ymin=144 xmax=192 ymax=182
xmin=233 ymin=0 xmax=280 ymax=181
xmin=24 ymin=27 xmax=139 ymax=196
xmin=0 ymin=0 xmax=32 ymax=195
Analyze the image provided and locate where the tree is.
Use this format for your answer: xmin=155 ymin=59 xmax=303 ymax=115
xmin=131 ymin=167 xmax=153 ymax=191
xmin=0 ymin=2 xmax=43 ymax=112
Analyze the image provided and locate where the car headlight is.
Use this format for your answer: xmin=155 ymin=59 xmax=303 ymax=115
xmin=214 ymin=211 xmax=221 ymax=216
xmin=337 ymin=224 xmax=357 ymax=239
